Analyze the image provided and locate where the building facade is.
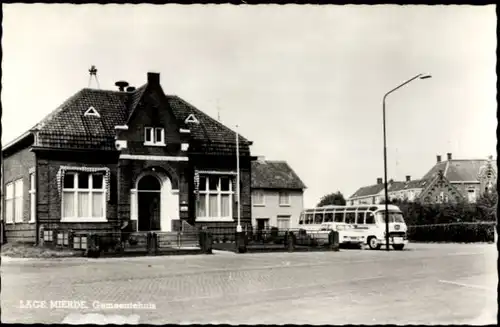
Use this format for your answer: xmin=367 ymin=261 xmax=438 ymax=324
xmin=348 ymin=153 xmax=497 ymax=205
xmin=2 ymin=72 xmax=254 ymax=243
xmin=251 ymin=158 xmax=306 ymax=230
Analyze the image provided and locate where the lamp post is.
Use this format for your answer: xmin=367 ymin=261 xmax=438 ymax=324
xmin=383 ymin=73 xmax=431 ymax=251
xmin=235 ymin=125 xmax=242 ymax=233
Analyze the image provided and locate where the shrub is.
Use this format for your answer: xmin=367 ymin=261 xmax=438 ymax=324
xmin=407 ymin=222 xmax=495 ymax=243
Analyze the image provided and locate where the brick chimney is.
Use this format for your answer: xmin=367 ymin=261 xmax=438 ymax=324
xmin=437 ymin=155 xmax=442 ymax=163
xmin=377 ymin=178 xmax=383 ymax=185
xmin=147 ymin=72 xmax=160 ymax=85
xmin=447 ymin=152 xmax=452 ymax=160
xmin=406 ymin=175 xmax=411 ymax=182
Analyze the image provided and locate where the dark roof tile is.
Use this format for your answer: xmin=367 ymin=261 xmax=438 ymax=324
xmin=251 ymin=160 xmax=306 ymax=190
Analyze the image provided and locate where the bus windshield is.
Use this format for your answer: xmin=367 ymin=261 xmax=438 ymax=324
xmin=377 ymin=211 xmax=405 ymax=223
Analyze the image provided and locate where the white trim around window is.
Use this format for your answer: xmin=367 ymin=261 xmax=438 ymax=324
xmin=196 ymin=174 xmax=234 ymax=222
xmin=5 ymin=182 xmax=14 ymax=224
xmin=144 ymin=127 xmax=166 ymax=146
xmin=252 ymin=190 xmax=265 ymax=206
xmin=61 ymin=172 xmax=107 ymax=222
xmin=278 ymin=191 xmax=291 ymax=207
xmin=29 ymin=172 xmax=36 ymax=223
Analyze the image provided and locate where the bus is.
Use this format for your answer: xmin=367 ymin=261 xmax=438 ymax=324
xmin=296 ymin=204 xmax=408 ymax=250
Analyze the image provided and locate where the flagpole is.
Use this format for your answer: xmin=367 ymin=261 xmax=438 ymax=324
xmin=236 ymin=125 xmax=242 ymax=232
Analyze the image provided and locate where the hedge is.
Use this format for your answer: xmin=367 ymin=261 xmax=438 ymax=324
xmin=383 ymin=193 xmax=497 ymax=243
xmin=407 ymin=222 xmax=495 ymax=243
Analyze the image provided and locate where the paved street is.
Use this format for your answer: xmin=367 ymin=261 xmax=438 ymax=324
xmin=1 ymin=243 xmax=497 ymax=325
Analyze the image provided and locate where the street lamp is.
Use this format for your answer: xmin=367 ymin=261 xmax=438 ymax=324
xmin=235 ymin=125 xmax=242 ymax=233
xmin=383 ymin=73 xmax=431 ymax=251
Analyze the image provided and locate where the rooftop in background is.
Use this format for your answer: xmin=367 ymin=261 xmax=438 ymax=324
xmin=251 ymin=159 xmax=306 ymax=190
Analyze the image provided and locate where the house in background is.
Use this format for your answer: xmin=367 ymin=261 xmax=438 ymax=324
xmin=1 ymin=71 xmax=254 ymax=244
xmin=251 ymin=157 xmax=306 ymax=230
xmin=348 ymin=153 xmax=497 ymax=205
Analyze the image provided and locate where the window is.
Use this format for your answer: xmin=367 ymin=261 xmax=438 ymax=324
xmin=365 ymin=212 xmax=375 ymax=224
xmin=324 ymin=212 xmax=334 ymax=223
xmin=29 ymin=173 xmax=36 ymax=223
xmin=468 ymin=189 xmax=476 ymax=203
xmin=196 ymin=175 xmax=233 ymax=221
xmin=334 ymin=212 xmax=344 ymax=223
xmin=345 ymin=212 xmax=356 ymax=224
xmin=62 ymin=172 xmax=106 ymax=221
xmin=144 ymin=127 xmax=165 ymax=146
xmin=277 ymin=216 xmax=291 ymax=230
xmin=298 ymin=213 xmax=305 ymax=225
xmin=14 ymin=179 xmax=24 ymax=223
xmin=252 ymin=190 xmax=265 ymax=206
xmin=279 ymin=191 xmax=291 ymax=206
xmin=356 ymin=212 xmax=365 ymax=224
xmin=314 ymin=213 xmax=323 ymax=224
xmin=84 ymin=106 xmax=100 ymax=117
xmin=305 ymin=213 xmax=313 ymax=224
xmin=5 ymin=183 xmax=14 ymax=224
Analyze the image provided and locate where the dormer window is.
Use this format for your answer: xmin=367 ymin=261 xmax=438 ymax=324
xmin=144 ymin=127 xmax=165 ymax=146
xmin=84 ymin=106 xmax=100 ymax=117
xmin=185 ymin=114 xmax=199 ymax=124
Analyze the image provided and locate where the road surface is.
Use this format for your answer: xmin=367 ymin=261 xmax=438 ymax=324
xmin=1 ymin=243 xmax=497 ymax=324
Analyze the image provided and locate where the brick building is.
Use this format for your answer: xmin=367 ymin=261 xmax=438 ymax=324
xmin=348 ymin=153 xmax=497 ymax=205
xmin=1 ymin=72 xmax=254 ymax=244
xmin=251 ymin=157 xmax=306 ymax=231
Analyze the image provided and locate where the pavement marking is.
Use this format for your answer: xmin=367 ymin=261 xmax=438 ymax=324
xmin=438 ymin=280 xmax=491 ymax=290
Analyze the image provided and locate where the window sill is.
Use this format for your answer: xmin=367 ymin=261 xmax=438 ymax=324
xmin=144 ymin=142 xmax=166 ymax=147
xmin=253 ymin=204 xmax=266 ymax=207
xmin=60 ymin=218 xmax=108 ymax=223
xmin=195 ymin=217 xmax=234 ymax=222
xmin=279 ymin=204 xmax=291 ymax=207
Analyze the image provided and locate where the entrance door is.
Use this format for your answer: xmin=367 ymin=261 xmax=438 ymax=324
xmin=137 ymin=175 xmax=161 ymax=232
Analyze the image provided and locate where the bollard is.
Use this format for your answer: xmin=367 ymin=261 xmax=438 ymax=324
xmin=329 ymin=231 xmax=340 ymax=252
xmin=235 ymin=231 xmax=247 ymax=253
xmin=204 ymin=231 xmax=213 ymax=254
xmin=199 ymin=230 xmax=206 ymax=252
xmin=287 ymin=232 xmax=295 ymax=252
xmin=86 ymin=233 xmax=101 ymax=258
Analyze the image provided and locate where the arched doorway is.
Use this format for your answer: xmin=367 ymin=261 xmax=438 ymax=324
xmin=137 ymin=175 xmax=161 ymax=231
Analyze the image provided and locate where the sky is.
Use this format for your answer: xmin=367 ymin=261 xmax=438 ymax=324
xmin=1 ymin=4 xmax=497 ymax=207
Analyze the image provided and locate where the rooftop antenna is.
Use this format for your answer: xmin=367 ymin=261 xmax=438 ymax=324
xmin=88 ymin=65 xmax=100 ymax=89
xmin=216 ymin=98 xmax=221 ymax=121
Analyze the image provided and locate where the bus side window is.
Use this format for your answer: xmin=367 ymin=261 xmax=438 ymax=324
xmin=345 ymin=212 xmax=355 ymax=224
xmin=365 ymin=212 xmax=375 ymax=224
xmin=356 ymin=212 xmax=365 ymax=224
xmin=299 ymin=214 xmax=304 ymax=225
xmin=334 ymin=212 xmax=344 ymax=223
xmin=324 ymin=212 xmax=334 ymax=222
xmin=314 ymin=213 xmax=323 ymax=224
xmin=306 ymin=214 xmax=313 ymax=224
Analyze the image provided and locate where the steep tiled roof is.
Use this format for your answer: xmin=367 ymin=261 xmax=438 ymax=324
xmin=251 ymin=160 xmax=306 ymax=190
xmin=167 ymin=96 xmax=251 ymax=145
xmin=349 ymin=183 xmax=385 ymax=198
xmin=422 ymin=159 xmax=497 ymax=182
xmin=388 ymin=179 xmax=428 ymax=192
xmin=11 ymin=80 xmax=251 ymax=152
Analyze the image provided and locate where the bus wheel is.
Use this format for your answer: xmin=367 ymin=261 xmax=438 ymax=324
xmin=392 ymin=244 xmax=405 ymax=251
xmin=368 ymin=237 xmax=380 ymax=250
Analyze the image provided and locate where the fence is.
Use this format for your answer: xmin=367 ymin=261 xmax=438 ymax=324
xmin=213 ymin=227 xmax=339 ymax=253
xmin=407 ymin=221 xmax=496 ymax=243
xmin=40 ymin=228 xmax=212 ymax=258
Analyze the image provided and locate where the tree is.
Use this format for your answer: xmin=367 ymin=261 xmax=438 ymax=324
xmin=317 ymin=191 xmax=346 ymax=207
